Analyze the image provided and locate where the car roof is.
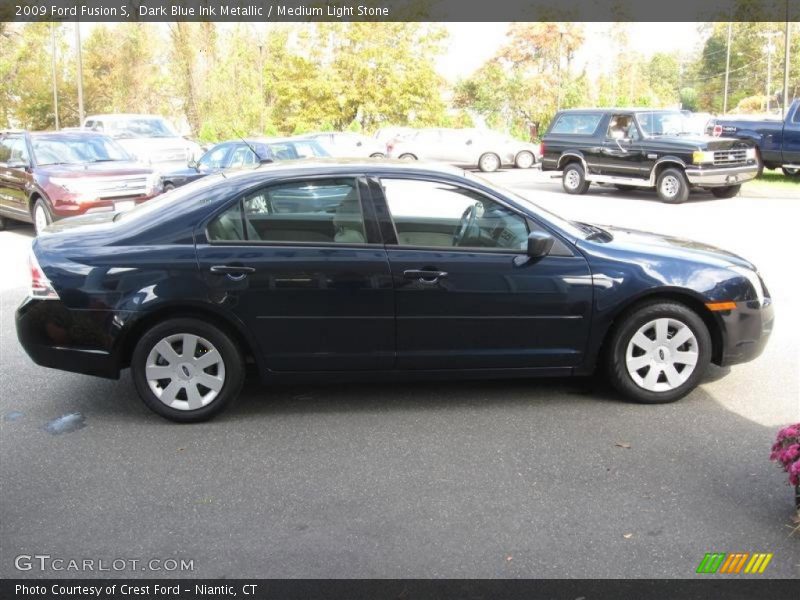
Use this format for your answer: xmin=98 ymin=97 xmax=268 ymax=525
xmin=555 ymin=107 xmax=679 ymax=115
xmin=85 ymin=114 xmax=165 ymax=121
xmin=29 ymin=131 xmax=112 ymax=140
xmin=232 ymin=158 xmax=464 ymax=179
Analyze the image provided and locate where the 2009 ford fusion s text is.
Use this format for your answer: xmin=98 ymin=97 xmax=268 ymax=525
xmin=16 ymin=160 xmax=773 ymax=421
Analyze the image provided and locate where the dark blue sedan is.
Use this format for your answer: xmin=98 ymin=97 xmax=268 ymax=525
xmin=16 ymin=161 xmax=773 ymax=421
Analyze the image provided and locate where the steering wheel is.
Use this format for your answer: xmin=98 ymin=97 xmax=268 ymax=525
xmin=453 ymin=204 xmax=478 ymax=246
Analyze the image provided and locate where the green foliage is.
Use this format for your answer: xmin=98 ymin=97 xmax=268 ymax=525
xmin=679 ymin=87 xmax=699 ymax=111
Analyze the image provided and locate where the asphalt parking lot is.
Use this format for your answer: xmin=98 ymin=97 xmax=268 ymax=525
xmin=1 ymin=171 xmax=798 ymax=579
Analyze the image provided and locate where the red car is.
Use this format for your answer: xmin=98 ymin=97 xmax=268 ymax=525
xmin=0 ymin=130 xmax=162 ymax=234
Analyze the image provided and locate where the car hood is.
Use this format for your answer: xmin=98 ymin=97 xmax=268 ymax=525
xmin=587 ymin=224 xmax=755 ymax=270
xmin=37 ymin=161 xmax=152 ymax=178
xmin=644 ymin=134 xmax=751 ymax=151
xmin=114 ymin=137 xmax=201 ymax=161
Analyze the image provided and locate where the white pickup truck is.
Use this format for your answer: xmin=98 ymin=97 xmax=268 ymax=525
xmin=83 ymin=114 xmax=202 ymax=173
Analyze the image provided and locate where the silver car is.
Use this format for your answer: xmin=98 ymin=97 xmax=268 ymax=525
xmin=386 ymin=128 xmax=540 ymax=172
xmin=304 ymin=132 xmax=386 ymax=158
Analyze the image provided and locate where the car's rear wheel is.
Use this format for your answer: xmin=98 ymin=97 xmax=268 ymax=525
xmin=606 ymin=301 xmax=711 ymax=404
xmin=32 ymin=198 xmax=52 ymax=235
xmin=369 ymin=152 xmax=385 ymax=158
xmin=656 ymin=168 xmax=689 ymax=203
xmin=398 ymin=153 xmax=417 ymax=161
xmin=132 ymin=318 xmax=245 ymax=422
xmin=514 ymin=151 xmax=535 ymax=169
xmin=710 ymin=184 xmax=741 ymax=199
xmin=562 ymin=162 xmax=590 ymax=194
xmin=478 ymin=152 xmax=501 ymax=172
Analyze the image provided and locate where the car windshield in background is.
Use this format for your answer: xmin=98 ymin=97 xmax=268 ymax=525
xmin=635 ymin=111 xmax=697 ymax=137
xmin=267 ymin=140 xmax=330 ymax=160
xmin=106 ymin=118 xmax=178 ymax=138
xmin=32 ymin=136 xmax=132 ymax=166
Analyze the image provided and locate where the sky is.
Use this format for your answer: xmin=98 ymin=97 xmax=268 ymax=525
xmin=437 ymin=22 xmax=706 ymax=81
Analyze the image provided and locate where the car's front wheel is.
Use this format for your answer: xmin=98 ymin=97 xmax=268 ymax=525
xmin=656 ymin=168 xmax=689 ymax=203
xmin=783 ymin=166 xmax=800 ymax=178
xmin=514 ymin=151 xmax=535 ymax=169
xmin=606 ymin=301 xmax=711 ymax=404
xmin=478 ymin=153 xmax=501 ymax=172
xmin=32 ymin=198 xmax=53 ymax=234
xmin=132 ymin=318 xmax=245 ymax=422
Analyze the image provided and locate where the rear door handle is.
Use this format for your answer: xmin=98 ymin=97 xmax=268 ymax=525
xmin=403 ymin=269 xmax=448 ymax=284
xmin=210 ymin=265 xmax=256 ymax=280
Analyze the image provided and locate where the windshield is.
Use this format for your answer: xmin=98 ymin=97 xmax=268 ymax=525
xmin=635 ymin=111 xmax=699 ymax=137
xmin=465 ymin=172 xmax=587 ymax=240
xmin=105 ymin=117 xmax=179 ymax=138
xmin=32 ymin=136 xmax=132 ymax=166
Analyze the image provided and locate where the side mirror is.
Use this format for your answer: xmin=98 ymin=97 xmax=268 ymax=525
xmin=188 ymin=159 xmax=198 ymax=170
xmin=356 ymin=141 xmax=363 ymax=147
xmin=466 ymin=139 xmax=473 ymax=145
xmin=526 ymin=231 xmax=554 ymax=258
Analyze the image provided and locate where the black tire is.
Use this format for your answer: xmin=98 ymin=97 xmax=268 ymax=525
xmin=32 ymin=198 xmax=53 ymax=235
xmin=514 ymin=151 xmax=535 ymax=169
xmin=369 ymin=152 xmax=385 ymax=158
xmin=163 ymin=182 xmax=175 ymax=192
xmin=562 ymin=162 xmax=590 ymax=195
xmin=615 ymin=184 xmax=636 ymax=192
xmin=605 ymin=301 xmax=712 ymax=404
xmin=782 ymin=167 xmax=800 ymax=178
xmin=656 ymin=168 xmax=690 ymax=204
xmin=398 ymin=153 xmax=417 ymax=161
xmin=710 ymin=184 xmax=741 ymax=199
xmin=131 ymin=318 xmax=245 ymax=422
xmin=478 ymin=152 xmax=501 ymax=172
xmin=755 ymin=149 xmax=764 ymax=178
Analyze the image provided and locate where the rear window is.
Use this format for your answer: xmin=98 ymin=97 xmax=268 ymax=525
xmin=550 ymin=114 xmax=603 ymax=135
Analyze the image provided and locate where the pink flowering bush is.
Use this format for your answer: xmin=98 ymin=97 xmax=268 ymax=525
xmin=770 ymin=423 xmax=800 ymax=487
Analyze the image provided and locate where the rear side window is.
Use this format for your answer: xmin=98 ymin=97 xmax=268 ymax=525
xmin=550 ymin=114 xmax=603 ymax=135
xmin=207 ymin=178 xmax=367 ymax=244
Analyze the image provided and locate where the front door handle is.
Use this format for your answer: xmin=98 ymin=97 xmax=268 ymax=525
xmin=403 ymin=269 xmax=448 ymax=284
xmin=210 ymin=265 xmax=256 ymax=281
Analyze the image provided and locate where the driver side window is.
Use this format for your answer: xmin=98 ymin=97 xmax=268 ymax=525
xmin=381 ymin=178 xmax=529 ymax=251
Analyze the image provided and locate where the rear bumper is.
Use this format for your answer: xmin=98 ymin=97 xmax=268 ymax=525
xmin=15 ymin=297 xmax=121 ymax=379
xmin=685 ymin=164 xmax=758 ymax=187
xmin=717 ymin=298 xmax=774 ymax=367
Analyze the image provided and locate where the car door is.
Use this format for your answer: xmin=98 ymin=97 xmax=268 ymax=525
xmin=600 ymin=114 xmax=648 ymax=177
xmin=782 ymin=105 xmax=800 ymax=165
xmin=195 ymin=175 xmax=394 ymax=371
xmin=0 ymin=134 xmax=32 ymax=218
xmin=372 ymin=176 xmax=593 ymax=370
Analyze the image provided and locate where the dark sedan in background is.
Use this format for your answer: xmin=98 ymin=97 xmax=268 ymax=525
xmin=160 ymin=136 xmax=329 ymax=190
xmin=0 ymin=130 xmax=161 ymax=234
xmin=16 ymin=161 xmax=773 ymax=421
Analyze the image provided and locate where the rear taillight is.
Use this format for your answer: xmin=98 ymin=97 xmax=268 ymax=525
xmin=540 ymin=142 xmax=546 ymax=156
xmin=29 ymin=250 xmax=58 ymax=299
xmin=712 ymin=125 xmax=723 ymax=137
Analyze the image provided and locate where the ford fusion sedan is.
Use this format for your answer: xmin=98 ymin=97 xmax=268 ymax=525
xmin=0 ymin=130 xmax=161 ymax=234
xmin=16 ymin=161 xmax=772 ymax=422
xmin=160 ymin=137 xmax=329 ymax=190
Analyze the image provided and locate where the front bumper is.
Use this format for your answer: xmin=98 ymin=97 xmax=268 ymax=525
xmin=717 ymin=298 xmax=774 ymax=367
xmin=15 ymin=297 xmax=121 ymax=379
xmin=685 ymin=163 xmax=758 ymax=187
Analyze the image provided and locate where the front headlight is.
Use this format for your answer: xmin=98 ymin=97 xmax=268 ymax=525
xmin=745 ymin=147 xmax=757 ymax=160
xmin=692 ymin=150 xmax=715 ymax=165
xmin=146 ymin=172 xmax=162 ymax=194
xmin=731 ymin=266 xmax=765 ymax=306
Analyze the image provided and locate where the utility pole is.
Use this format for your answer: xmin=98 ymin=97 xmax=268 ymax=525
xmin=51 ymin=23 xmax=59 ymax=130
xmin=783 ymin=12 xmax=792 ymax=117
xmin=556 ymin=29 xmax=564 ymax=111
xmin=723 ymin=22 xmax=732 ymax=114
xmin=258 ymin=43 xmax=265 ymax=133
xmin=75 ymin=22 xmax=84 ymax=125
xmin=761 ymin=31 xmax=781 ymax=112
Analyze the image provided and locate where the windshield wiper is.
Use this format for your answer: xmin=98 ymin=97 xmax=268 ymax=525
xmin=573 ymin=221 xmax=612 ymax=241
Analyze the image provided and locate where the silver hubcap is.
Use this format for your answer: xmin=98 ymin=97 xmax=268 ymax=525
xmin=145 ymin=334 xmax=226 ymax=411
xmin=517 ymin=153 xmax=534 ymax=168
xmin=625 ymin=318 xmax=699 ymax=392
xmin=482 ymin=155 xmax=499 ymax=171
xmin=660 ymin=175 xmax=680 ymax=198
xmin=34 ymin=206 xmax=48 ymax=232
xmin=564 ymin=169 xmax=581 ymax=190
